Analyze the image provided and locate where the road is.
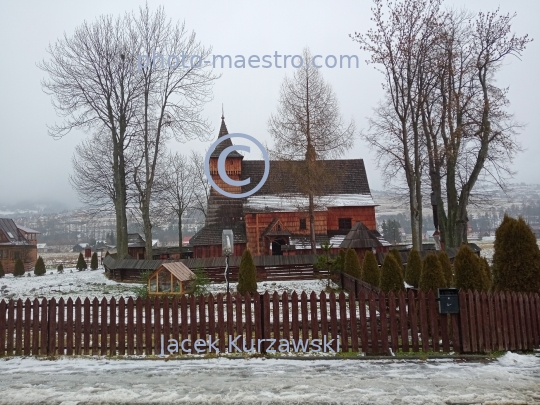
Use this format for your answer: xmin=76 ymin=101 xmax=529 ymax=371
xmin=0 ymin=353 xmax=539 ymax=404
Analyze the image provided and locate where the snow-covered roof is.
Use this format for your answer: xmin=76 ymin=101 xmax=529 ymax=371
xmin=245 ymin=193 xmax=376 ymax=212
xmin=16 ymin=224 xmax=40 ymax=234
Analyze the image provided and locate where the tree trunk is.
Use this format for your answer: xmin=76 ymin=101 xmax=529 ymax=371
xmin=113 ymin=138 xmax=128 ymax=259
xmin=142 ymin=199 xmax=153 ymax=259
xmin=178 ymin=213 xmax=183 ymax=259
xmin=309 ymin=191 xmax=316 ymax=254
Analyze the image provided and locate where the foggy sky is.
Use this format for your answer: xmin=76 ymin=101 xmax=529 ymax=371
xmin=1 ymin=0 xmax=539 ymax=209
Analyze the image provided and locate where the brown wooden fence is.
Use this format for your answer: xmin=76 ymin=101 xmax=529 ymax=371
xmin=0 ymin=289 xmax=539 ymax=357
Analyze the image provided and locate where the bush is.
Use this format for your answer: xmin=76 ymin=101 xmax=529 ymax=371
xmin=34 ymin=256 xmax=46 ymax=276
xmin=76 ymin=252 xmax=87 ymax=271
xmin=404 ymin=249 xmax=422 ymax=288
xmin=379 ymin=253 xmax=405 ymax=293
xmin=344 ymin=248 xmax=362 ymax=279
xmin=492 ymin=215 xmax=540 ymax=293
xmin=237 ymin=249 xmax=257 ymax=295
xmin=0 ymin=261 xmax=4 ymax=278
xmin=190 ymin=267 xmax=211 ymax=296
xmin=454 ymin=244 xmax=484 ymax=291
xmin=57 ymin=264 xmax=64 ymax=274
xmin=389 ymin=248 xmax=404 ymax=276
xmin=437 ymin=251 xmax=453 ymax=287
xmin=419 ymin=253 xmax=446 ymax=292
xmin=362 ymin=250 xmax=380 ymax=287
xmin=90 ymin=252 xmax=98 ymax=270
xmin=13 ymin=258 xmax=25 ymax=277
xmin=133 ymin=270 xmax=152 ymax=299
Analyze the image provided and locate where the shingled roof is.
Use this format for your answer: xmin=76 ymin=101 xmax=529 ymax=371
xmin=340 ymin=221 xmax=384 ymax=250
xmin=0 ymin=218 xmax=32 ymax=245
xmin=209 ymin=116 xmax=243 ymax=158
xmin=241 ymin=159 xmax=371 ymax=195
xmin=190 ymin=222 xmax=247 ymax=247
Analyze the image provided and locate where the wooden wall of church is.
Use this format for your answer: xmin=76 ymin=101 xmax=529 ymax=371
xmin=326 ymin=206 xmax=376 ymax=230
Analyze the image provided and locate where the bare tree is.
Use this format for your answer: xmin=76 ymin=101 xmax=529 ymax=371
xmin=40 ymin=13 xmax=143 ymax=258
xmin=189 ymin=150 xmax=211 ymax=218
xmin=354 ymin=0 xmax=530 ymax=249
xmin=159 ymin=152 xmax=198 ymax=257
xmin=268 ymin=48 xmax=356 ymax=253
xmin=130 ymin=5 xmax=219 ymax=258
xmin=353 ymin=0 xmax=442 ymax=251
xmin=70 ymin=130 xmax=137 ymax=215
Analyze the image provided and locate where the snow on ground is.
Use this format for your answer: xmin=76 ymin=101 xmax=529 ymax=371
xmin=0 ymin=352 xmax=538 ymax=404
xmin=0 ymin=269 xmax=335 ymax=302
xmin=0 ymin=268 xmax=138 ymax=301
xmin=208 ymin=279 xmax=334 ymax=296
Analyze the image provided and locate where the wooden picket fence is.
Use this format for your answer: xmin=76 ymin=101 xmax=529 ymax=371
xmin=0 ymin=289 xmax=539 ymax=357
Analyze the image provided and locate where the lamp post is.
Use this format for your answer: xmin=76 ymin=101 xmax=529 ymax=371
xmin=222 ymin=229 xmax=234 ymax=294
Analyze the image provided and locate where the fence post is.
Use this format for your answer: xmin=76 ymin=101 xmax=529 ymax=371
xmin=259 ymin=294 xmax=265 ymax=354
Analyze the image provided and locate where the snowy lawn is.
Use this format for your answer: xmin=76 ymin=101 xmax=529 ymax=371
xmin=0 ymin=352 xmax=538 ymax=404
xmin=0 ymin=269 xmax=338 ymax=302
xmin=0 ymin=268 xmax=138 ymax=301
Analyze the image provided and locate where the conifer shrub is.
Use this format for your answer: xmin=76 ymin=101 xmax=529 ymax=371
xmin=389 ymin=248 xmax=404 ymax=276
xmin=344 ymin=248 xmax=362 ymax=279
xmin=237 ymin=249 xmax=257 ymax=295
xmin=454 ymin=244 xmax=484 ymax=291
xmin=379 ymin=253 xmax=405 ymax=293
xmin=57 ymin=264 xmax=64 ymax=274
xmin=90 ymin=252 xmax=99 ymax=270
xmin=13 ymin=258 xmax=25 ymax=277
xmin=437 ymin=251 xmax=453 ymax=287
xmin=480 ymin=257 xmax=492 ymax=291
xmin=76 ymin=252 xmax=87 ymax=271
xmin=34 ymin=256 xmax=46 ymax=276
xmin=404 ymin=249 xmax=422 ymax=288
xmin=0 ymin=261 xmax=4 ymax=278
xmin=419 ymin=253 xmax=446 ymax=292
xmin=332 ymin=249 xmax=346 ymax=274
xmin=492 ymin=215 xmax=540 ymax=292
xmin=362 ymin=250 xmax=381 ymax=287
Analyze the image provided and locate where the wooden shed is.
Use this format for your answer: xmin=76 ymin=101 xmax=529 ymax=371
xmin=147 ymin=262 xmax=196 ymax=295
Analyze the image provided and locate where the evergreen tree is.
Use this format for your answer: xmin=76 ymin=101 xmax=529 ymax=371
xmin=0 ymin=261 xmax=4 ymax=278
xmin=76 ymin=252 xmax=87 ymax=271
xmin=419 ymin=253 xmax=446 ymax=292
xmin=389 ymin=248 xmax=404 ymax=276
xmin=34 ymin=256 xmax=46 ymax=276
xmin=492 ymin=215 xmax=540 ymax=293
xmin=13 ymin=258 xmax=25 ymax=277
xmin=480 ymin=257 xmax=492 ymax=291
xmin=379 ymin=253 xmax=405 ymax=293
xmin=332 ymin=249 xmax=346 ymax=273
xmin=57 ymin=264 xmax=64 ymax=274
xmin=90 ymin=252 xmax=98 ymax=270
xmin=344 ymin=248 xmax=362 ymax=279
xmin=362 ymin=250 xmax=380 ymax=287
xmin=437 ymin=251 xmax=453 ymax=287
xmin=237 ymin=249 xmax=257 ymax=295
xmin=454 ymin=244 xmax=484 ymax=291
xmin=404 ymin=248 xmax=422 ymax=288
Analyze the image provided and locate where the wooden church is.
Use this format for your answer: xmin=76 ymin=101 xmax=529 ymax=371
xmin=190 ymin=116 xmax=390 ymax=259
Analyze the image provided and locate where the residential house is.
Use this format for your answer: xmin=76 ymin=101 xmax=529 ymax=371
xmin=0 ymin=219 xmax=39 ymax=273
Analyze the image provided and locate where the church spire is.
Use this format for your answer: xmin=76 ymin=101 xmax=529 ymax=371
xmin=218 ymin=106 xmax=228 ymax=138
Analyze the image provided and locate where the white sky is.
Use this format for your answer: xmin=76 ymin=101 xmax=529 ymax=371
xmin=0 ymin=0 xmax=539 ymax=208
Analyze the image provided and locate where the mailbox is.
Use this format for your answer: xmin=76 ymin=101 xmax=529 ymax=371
xmin=438 ymin=288 xmax=459 ymax=314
